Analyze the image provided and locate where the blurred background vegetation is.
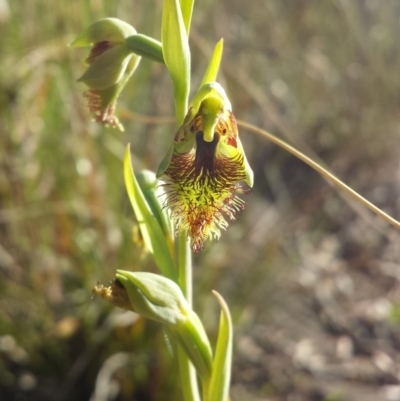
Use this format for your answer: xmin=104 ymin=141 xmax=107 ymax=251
xmin=1 ymin=0 xmax=400 ymax=400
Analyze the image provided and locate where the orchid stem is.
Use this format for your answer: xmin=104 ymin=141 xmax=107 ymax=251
xmin=178 ymin=231 xmax=192 ymax=307
xmin=178 ymin=345 xmax=201 ymax=401
xmin=238 ymin=120 xmax=400 ymax=230
xmin=177 ymin=232 xmax=199 ymax=401
xmin=173 ymin=16 xmax=198 ymax=394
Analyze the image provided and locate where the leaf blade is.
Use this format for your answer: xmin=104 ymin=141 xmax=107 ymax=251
xmin=123 ymin=145 xmax=177 ymax=282
xmin=209 ymin=291 xmax=233 ymax=401
xmin=179 ymin=0 xmax=195 ymax=34
xmin=162 ymin=0 xmax=191 ymax=123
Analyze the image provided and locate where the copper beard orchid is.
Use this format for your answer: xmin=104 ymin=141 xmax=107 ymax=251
xmin=158 ymin=83 xmax=253 ymax=252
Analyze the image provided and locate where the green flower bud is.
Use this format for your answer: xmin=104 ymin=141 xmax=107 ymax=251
xmin=71 ymin=18 xmax=137 ymax=47
xmin=157 ymin=82 xmax=254 ymax=252
xmin=72 ymin=18 xmax=141 ymax=131
xmin=116 ymin=270 xmax=187 ymax=325
xmin=93 ymin=271 xmax=213 ymax=379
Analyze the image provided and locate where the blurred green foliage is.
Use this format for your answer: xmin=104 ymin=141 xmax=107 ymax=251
xmin=1 ymin=1 xmax=400 ymax=401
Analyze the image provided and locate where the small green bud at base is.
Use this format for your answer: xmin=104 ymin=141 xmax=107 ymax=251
xmin=116 ymin=271 xmax=188 ymax=326
xmin=94 ymin=271 xmax=214 ymax=380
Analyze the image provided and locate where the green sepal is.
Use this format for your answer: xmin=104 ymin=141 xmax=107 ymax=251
xmin=190 ymin=82 xmax=232 ymax=114
xmin=71 ymin=18 xmax=136 ymax=47
xmin=77 ymin=44 xmax=137 ymax=90
xmin=124 ymin=145 xmax=177 ymax=282
xmin=90 ymin=53 xmax=140 ymax=110
xmin=199 ymin=39 xmax=224 ymax=88
xmin=189 ymin=83 xmax=231 ymax=143
xmin=208 ymin=291 xmax=233 ymax=401
xmin=125 ymin=34 xmax=164 ymax=63
xmin=239 ymin=141 xmax=254 ymax=188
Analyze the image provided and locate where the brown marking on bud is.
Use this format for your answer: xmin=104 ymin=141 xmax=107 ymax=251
xmin=86 ymin=41 xmax=114 ymax=64
xmin=93 ymin=279 xmax=133 ymax=311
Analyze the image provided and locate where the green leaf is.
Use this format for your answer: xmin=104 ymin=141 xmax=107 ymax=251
xmin=177 ymin=346 xmax=201 ymax=401
xmin=175 ymin=310 xmax=213 ymax=380
xmin=209 ymin=291 xmax=233 ymax=401
xmin=199 ymin=39 xmax=224 ymax=88
xmin=124 ymin=145 xmax=177 ymax=282
xmin=179 ymin=0 xmax=195 ymax=34
xmin=135 ymin=170 xmax=174 ymax=246
xmin=162 ymin=0 xmax=191 ymax=123
xmin=125 ymin=34 xmax=164 ymax=63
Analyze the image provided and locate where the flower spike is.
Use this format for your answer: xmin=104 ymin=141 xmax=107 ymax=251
xmin=157 ymin=83 xmax=253 ymax=252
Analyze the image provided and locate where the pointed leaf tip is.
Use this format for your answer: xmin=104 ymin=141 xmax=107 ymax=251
xmin=209 ymin=290 xmax=233 ymax=401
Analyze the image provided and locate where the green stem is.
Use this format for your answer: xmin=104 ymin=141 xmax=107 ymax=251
xmin=202 ymin=377 xmax=212 ymax=401
xmin=178 ymin=231 xmax=192 ymax=306
xmin=178 ymin=346 xmax=201 ymax=401
xmin=238 ymin=120 xmax=400 ymax=230
xmin=173 ymin=37 xmax=198 ymax=398
xmin=177 ymin=231 xmax=199 ymax=400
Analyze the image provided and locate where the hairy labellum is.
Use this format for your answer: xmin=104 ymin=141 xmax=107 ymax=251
xmin=160 ymin=107 xmax=252 ymax=252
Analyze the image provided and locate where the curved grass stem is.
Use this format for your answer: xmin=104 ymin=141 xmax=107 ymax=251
xmin=238 ymin=120 xmax=400 ymax=231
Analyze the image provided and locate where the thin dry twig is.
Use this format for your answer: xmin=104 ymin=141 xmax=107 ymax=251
xmin=238 ymin=119 xmax=400 ymax=231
